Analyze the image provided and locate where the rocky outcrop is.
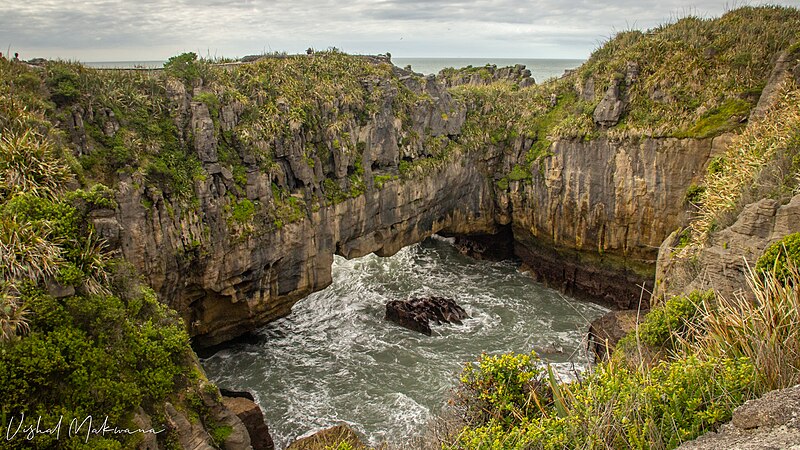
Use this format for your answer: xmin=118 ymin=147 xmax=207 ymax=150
xmin=223 ymin=396 xmax=275 ymax=450
xmin=656 ymin=194 xmax=800 ymax=300
xmin=678 ymin=384 xmax=800 ymax=449
xmin=386 ymin=297 xmax=468 ymax=335
xmin=286 ymin=424 xmax=366 ymax=450
xmin=437 ymin=64 xmax=535 ymax=88
xmin=593 ymin=79 xmax=626 ymax=127
xmin=505 ymin=136 xmax=725 ymax=308
xmin=587 ymin=310 xmax=644 ymax=361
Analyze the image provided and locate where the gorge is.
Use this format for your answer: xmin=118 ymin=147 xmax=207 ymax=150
xmin=2 ymin=5 xmax=800 ymax=449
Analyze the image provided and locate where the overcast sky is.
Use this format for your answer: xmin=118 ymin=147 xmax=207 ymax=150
xmin=1 ymin=1 xmax=798 ymax=62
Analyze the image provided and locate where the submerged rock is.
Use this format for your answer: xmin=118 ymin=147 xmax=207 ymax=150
xmin=385 ymin=296 xmax=468 ymax=335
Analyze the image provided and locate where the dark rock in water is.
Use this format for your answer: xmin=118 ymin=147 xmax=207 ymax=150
xmin=287 ymin=424 xmax=365 ymax=449
xmin=451 ymin=225 xmax=516 ymax=261
xmin=385 ymin=296 xmax=468 ymax=335
xmin=220 ymin=388 xmax=256 ymax=402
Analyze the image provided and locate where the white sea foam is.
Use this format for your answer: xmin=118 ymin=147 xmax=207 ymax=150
xmin=202 ymin=239 xmax=608 ymax=448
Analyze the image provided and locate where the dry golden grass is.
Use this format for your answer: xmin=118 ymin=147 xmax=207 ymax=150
xmin=689 ymin=264 xmax=800 ymax=393
xmin=685 ymin=80 xmax=800 ymax=249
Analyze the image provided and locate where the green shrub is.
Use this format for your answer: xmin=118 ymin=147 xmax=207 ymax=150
xmin=164 ymin=52 xmax=201 ymax=83
xmin=684 ymin=184 xmax=706 ymax=205
xmin=0 ymin=286 xmax=190 ymax=448
xmin=456 ymin=352 xmax=551 ymax=427
xmin=231 ymin=198 xmax=255 ymax=223
xmin=756 ymin=233 xmax=800 ymax=283
xmin=45 ymin=63 xmax=81 ymax=106
xmin=637 ymin=291 xmax=708 ymax=349
xmin=507 ymin=164 xmax=531 ymax=182
xmin=448 ymin=355 xmax=755 ymax=450
xmin=678 ymin=98 xmax=752 ymax=138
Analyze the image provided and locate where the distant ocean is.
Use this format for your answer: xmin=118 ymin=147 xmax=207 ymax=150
xmin=84 ymin=58 xmax=584 ymax=83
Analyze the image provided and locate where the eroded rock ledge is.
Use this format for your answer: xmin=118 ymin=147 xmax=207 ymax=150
xmin=70 ymin=60 xmax=721 ymax=347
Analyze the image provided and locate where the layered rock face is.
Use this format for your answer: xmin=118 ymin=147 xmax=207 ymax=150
xmin=100 ymin=66 xmax=498 ymax=347
xmin=501 ymin=136 xmax=725 ymax=308
xmin=72 ymin=58 xmax=727 ymax=346
xmin=119 ymin=156 xmax=497 ymax=347
xmin=656 ymin=194 xmax=800 ymax=301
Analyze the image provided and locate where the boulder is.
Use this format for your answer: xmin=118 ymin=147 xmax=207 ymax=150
xmin=678 ymin=384 xmax=800 ymax=449
xmin=593 ymin=79 xmax=625 ymax=127
xmin=385 ymin=296 xmax=468 ymax=335
xmin=587 ymin=310 xmax=644 ymax=361
xmin=287 ymin=424 xmax=365 ymax=450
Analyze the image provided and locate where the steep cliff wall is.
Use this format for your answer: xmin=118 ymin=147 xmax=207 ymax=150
xmin=51 ymin=6 xmax=799 ymax=347
xmin=504 ymin=136 xmax=725 ymax=307
xmin=67 ymin=54 xmax=501 ymax=346
xmin=115 ymin=155 xmax=497 ymax=347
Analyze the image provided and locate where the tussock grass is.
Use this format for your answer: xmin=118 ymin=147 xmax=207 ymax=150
xmin=690 ymin=264 xmax=800 ymax=392
xmin=684 ymin=80 xmax=800 ymax=248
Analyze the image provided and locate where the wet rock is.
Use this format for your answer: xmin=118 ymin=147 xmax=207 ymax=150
xmin=223 ymin=396 xmax=274 ymax=450
xmin=587 ymin=310 xmax=644 ymax=361
xmin=220 ymin=389 xmax=256 ymax=402
xmin=451 ymin=225 xmax=515 ymax=261
xmin=385 ymin=296 xmax=468 ymax=335
xmin=287 ymin=424 xmax=366 ymax=450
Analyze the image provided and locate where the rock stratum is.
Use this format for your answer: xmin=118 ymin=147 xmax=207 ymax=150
xmin=55 ymin=47 xmax=774 ymax=347
xmin=27 ymin=8 xmax=792 ymax=353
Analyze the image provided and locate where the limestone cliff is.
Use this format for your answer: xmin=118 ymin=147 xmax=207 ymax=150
xmin=51 ymin=7 xmax=798 ymax=347
xmin=66 ymin=61 xmax=763 ymax=346
xmin=503 ymin=136 xmax=723 ymax=308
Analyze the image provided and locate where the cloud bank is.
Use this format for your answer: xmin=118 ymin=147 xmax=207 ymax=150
xmin=1 ymin=0 xmax=797 ymax=61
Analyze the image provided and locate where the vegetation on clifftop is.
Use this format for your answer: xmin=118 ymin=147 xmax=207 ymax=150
xmin=450 ymin=6 xmax=800 ymax=187
xmin=0 ymin=57 xmax=224 ymax=448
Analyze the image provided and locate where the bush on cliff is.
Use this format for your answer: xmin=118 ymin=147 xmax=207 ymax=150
xmin=446 ymin=352 xmax=754 ymax=450
xmin=756 ymin=232 xmax=800 ymax=283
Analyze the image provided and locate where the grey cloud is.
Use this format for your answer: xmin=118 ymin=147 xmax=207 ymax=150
xmin=0 ymin=0 xmax=797 ymax=60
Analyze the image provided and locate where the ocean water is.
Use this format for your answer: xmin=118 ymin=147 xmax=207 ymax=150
xmin=84 ymin=57 xmax=584 ymax=82
xmin=200 ymin=237 xmax=607 ymax=448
